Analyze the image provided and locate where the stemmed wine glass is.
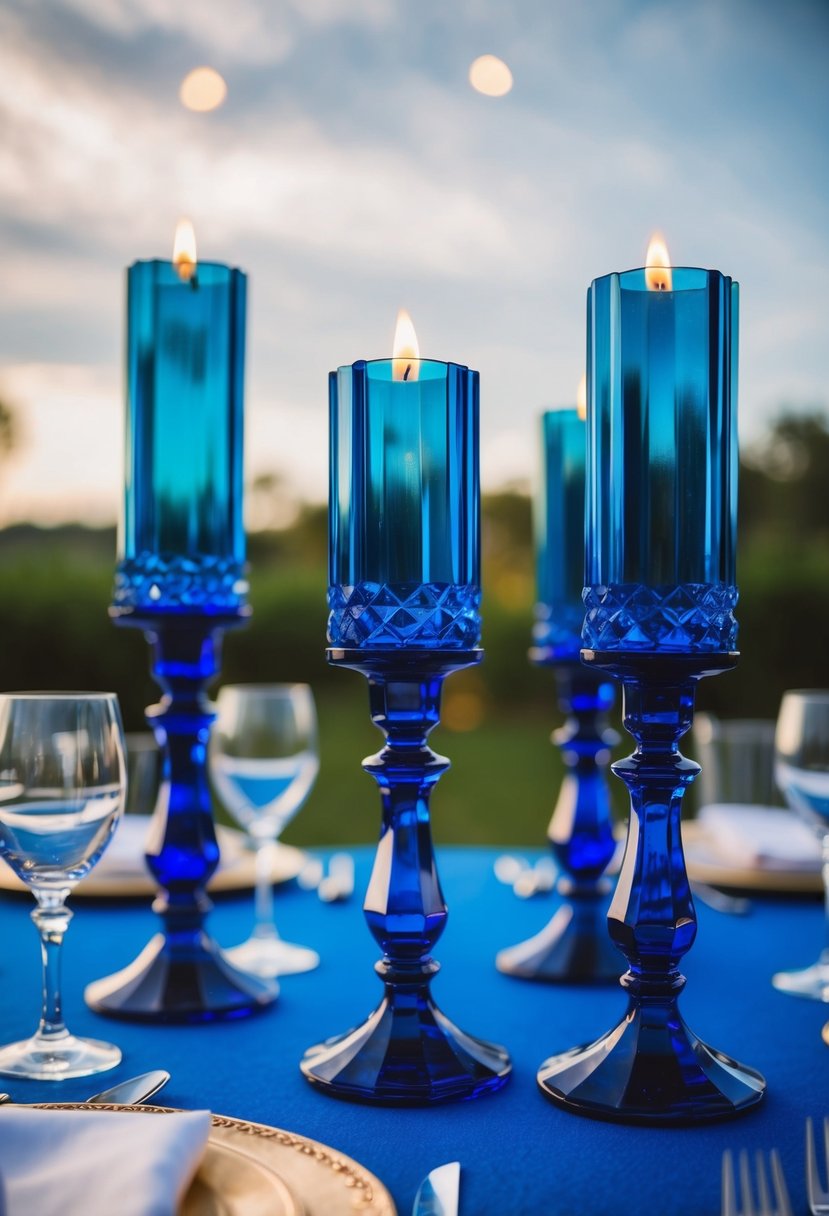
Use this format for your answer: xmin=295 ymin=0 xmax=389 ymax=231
xmin=0 ymin=693 xmax=126 ymax=1079
xmin=210 ymin=684 xmax=320 ymax=977
xmin=772 ymin=690 xmax=829 ymax=1002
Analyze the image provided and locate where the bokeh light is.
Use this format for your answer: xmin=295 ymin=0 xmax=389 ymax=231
xmin=179 ymin=66 xmax=227 ymax=113
xmin=468 ymin=54 xmax=513 ymax=98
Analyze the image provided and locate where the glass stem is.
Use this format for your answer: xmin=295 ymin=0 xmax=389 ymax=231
xmin=253 ymin=841 xmax=279 ymax=942
xmin=31 ymin=898 xmax=73 ymax=1042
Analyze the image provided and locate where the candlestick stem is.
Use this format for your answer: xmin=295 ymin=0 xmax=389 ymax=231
xmin=301 ymin=647 xmax=511 ymax=1104
xmin=497 ymin=659 xmax=622 ymax=983
xmin=537 ymin=650 xmax=765 ymax=1123
xmin=85 ymin=614 xmax=276 ymax=1022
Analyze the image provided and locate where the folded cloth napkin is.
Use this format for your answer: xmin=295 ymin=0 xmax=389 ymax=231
xmin=93 ymin=817 xmax=242 ymax=880
xmin=0 ymin=1107 xmax=211 ymax=1216
xmin=697 ymin=802 xmax=823 ymax=871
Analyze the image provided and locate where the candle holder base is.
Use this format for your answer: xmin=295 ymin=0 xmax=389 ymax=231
xmin=496 ymin=883 xmax=622 ymax=984
xmin=301 ymin=966 xmax=510 ymax=1106
xmin=533 ymin=648 xmax=765 ymax=1123
xmin=84 ymin=931 xmax=276 ymax=1024
xmin=302 ymin=646 xmax=511 ymax=1106
xmin=88 ymin=610 xmax=277 ymax=1023
xmin=537 ymin=998 xmax=765 ymax=1125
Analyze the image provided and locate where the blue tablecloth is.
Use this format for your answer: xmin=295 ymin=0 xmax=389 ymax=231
xmin=1 ymin=846 xmax=828 ymax=1216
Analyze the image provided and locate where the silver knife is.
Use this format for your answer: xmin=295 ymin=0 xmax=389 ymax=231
xmin=0 ymin=1069 xmax=170 ymax=1108
xmin=412 ymin=1162 xmax=460 ymax=1216
xmin=86 ymin=1070 xmax=170 ymax=1105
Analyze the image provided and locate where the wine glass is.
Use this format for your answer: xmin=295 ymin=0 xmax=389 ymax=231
xmin=0 ymin=692 xmax=126 ymax=1079
xmin=772 ymin=690 xmax=829 ymax=1001
xmin=210 ymin=684 xmax=320 ymax=977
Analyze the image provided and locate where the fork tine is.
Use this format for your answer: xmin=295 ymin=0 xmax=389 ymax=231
xmin=755 ymin=1152 xmax=771 ymax=1216
xmin=739 ymin=1150 xmax=755 ymax=1216
xmin=807 ymin=1117 xmax=821 ymax=1207
xmin=722 ymin=1150 xmax=738 ymax=1216
xmin=769 ymin=1149 xmax=792 ymax=1216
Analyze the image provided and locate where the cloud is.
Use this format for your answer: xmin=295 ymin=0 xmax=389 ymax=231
xmin=0 ymin=0 xmax=827 ymax=524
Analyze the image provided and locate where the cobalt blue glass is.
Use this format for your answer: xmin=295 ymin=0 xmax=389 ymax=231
xmin=537 ymin=267 xmax=766 ymax=1123
xmin=85 ymin=258 xmax=275 ymax=1023
xmin=498 ymin=410 xmax=621 ymax=984
xmin=301 ymin=358 xmax=511 ymax=1104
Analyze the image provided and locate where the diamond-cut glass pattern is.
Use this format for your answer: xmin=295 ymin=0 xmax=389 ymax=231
xmin=532 ymin=601 xmax=584 ymax=660
xmin=582 ymin=582 xmax=738 ymax=652
xmin=114 ymin=553 xmax=248 ymax=613
xmin=328 ymin=582 xmax=480 ymax=649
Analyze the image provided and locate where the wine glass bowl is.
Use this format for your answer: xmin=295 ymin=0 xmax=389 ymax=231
xmin=772 ymin=690 xmax=829 ymax=1002
xmin=0 ymin=692 xmax=126 ymax=1079
xmin=210 ymin=684 xmax=320 ymax=977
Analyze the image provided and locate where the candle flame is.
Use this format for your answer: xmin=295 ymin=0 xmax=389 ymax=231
xmin=392 ymin=309 xmax=420 ymax=382
xmin=173 ymin=218 xmax=197 ymax=282
xmin=645 ymin=232 xmax=672 ymax=291
xmin=576 ymin=373 xmax=587 ymax=421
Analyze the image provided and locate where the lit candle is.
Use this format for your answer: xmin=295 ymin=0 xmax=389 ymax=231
xmin=328 ymin=311 xmax=480 ymax=648
xmin=583 ymin=233 xmax=738 ymax=651
xmin=114 ymin=220 xmax=247 ymax=615
xmin=533 ymin=376 xmax=587 ymax=660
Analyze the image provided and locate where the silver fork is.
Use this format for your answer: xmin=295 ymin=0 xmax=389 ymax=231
xmin=722 ymin=1149 xmax=793 ymax=1216
xmin=806 ymin=1117 xmax=829 ymax=1214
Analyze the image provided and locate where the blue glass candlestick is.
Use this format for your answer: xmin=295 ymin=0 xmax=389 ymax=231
xmin=86 ymin=256 xmax=275 ymax=1022
xmin=497 ymin=658 xmax=621 ymax=983
xmin=498 ymin=409 xmax=621 ymax=984
xmin=537 ymin=265 xmax=765 ymax=1122
xmin=302 ymin=355 xmax=511 ymax=1104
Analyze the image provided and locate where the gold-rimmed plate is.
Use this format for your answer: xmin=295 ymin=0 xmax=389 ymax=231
xmin=0 ymin=823 xmax=305 ymax=899
xmin=31 ymin=1104 xmax=397 ymax=1216
xmin=682 ymin=819 xmax=822 ymax=894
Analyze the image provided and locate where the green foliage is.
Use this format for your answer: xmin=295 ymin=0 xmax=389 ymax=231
xmin=0 ymin=410 xmax=827 ymax=844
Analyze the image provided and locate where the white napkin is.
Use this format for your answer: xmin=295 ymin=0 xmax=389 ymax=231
xmin=94 ymin=817 xmax=242 ymax=879
xmin=0 ymin=1107 xmax=211 ymax=1216
xmin=697 ymin=802 xmax=823 ymax=871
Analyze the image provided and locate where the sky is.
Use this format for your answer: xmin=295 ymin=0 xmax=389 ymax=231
xmin=0 ymin=0 xmax=827 ymax=526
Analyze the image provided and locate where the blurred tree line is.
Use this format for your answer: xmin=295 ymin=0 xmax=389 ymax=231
xmin=0 ymin=407 xmax=827 ymax=842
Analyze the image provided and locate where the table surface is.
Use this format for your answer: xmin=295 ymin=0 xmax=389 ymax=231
xmin=1 ymin=844 xmax=828 ymax=1216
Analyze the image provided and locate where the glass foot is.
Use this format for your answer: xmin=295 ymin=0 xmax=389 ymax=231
xmin=84 ymin=931 xmax=277 ymax=1023
xmin=224 ymin=936 xmax=320 ymax=978
xmin=772 ymin=959 xmax=829 ymax=1002
xmin=301 ymin=991 xmax=511 ymax=1105
xmin=496 ymin=897 xmax=622 ymax=985
xmin=0 ymin=1030 xmax=121 ymax=1081
xmin=537 ymin=1004 xmax=765 ymax=1124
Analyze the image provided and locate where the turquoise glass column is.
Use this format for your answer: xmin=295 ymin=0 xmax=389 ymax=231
xmin=328 ymin=358 xmax=480 ymax=647
xmin=87 ymin=256 xmax=274 ymax=1023
xmin=533 ymin=408 xmax=588 ymax=659
xmin=537 ymin=264 xmax=765 ymax=1123
xmin=114 ymin=260 xmax=247 ymax=614
xmin=583 ymin=267 xmax=738 ymax=650
xmin=302 ymin=354 xmax=511 ymax=1105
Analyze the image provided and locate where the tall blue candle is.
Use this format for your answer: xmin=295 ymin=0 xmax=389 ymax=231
xmin=88 ymin=223 xmax=275 ymax=1023
xmin=328 ymin=311 xmax=480 ymax=649
xmin=534 ymin=239 xmax=762 ymax=1124
xmin=114 ymin=221 xmax=247 ymax=616
xmin=305 ymin=313 xmax=510 ymax=1103
xmin=583 ymin=241 xmax=738 ymax=651
xmin=533 ymin=383 xmax=587 ymax=660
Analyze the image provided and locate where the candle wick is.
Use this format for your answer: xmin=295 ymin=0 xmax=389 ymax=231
xmin=403 ymin=363 xmax=411 ymax=382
